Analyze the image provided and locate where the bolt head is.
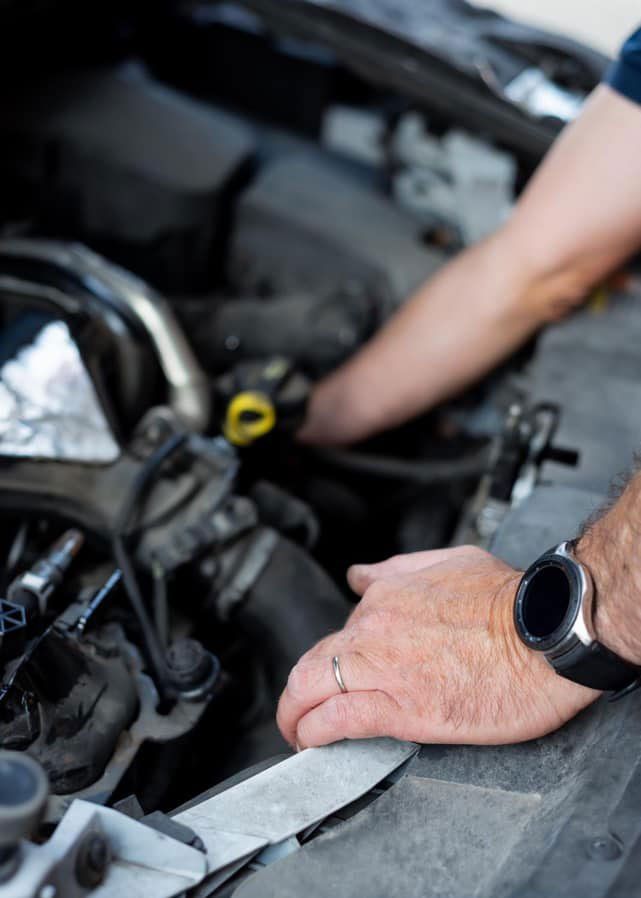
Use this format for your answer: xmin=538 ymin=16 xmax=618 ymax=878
xmin=586 ymin=835 xmax=623 ymax=861
xmin=75 ymin=833 xmax=111 ymax=888
xmin=224 ymin=335 xmax=240 ymax=351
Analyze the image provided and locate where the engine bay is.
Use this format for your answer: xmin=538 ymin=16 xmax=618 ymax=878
xmin=2 ymin=3 xmax=641 ymax=897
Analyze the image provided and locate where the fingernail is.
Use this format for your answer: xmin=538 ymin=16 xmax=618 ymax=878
xmin=295 ymin=741 xmax=302 ymax=752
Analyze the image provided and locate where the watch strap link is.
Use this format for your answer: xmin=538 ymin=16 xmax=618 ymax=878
xmin=552 ymin=639 xmax=641 ymax=695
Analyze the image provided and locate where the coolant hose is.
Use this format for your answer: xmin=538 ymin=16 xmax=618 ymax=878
xmin=234 ymin=536 xmax=351 ymax=696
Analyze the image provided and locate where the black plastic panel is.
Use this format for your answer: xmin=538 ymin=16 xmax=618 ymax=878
xmin=0 ymin=64 xmax=256 ymax=293
xmin=237 ymin=0 xmax=608 ymax=160
xmin=229 ymin=153 xmax=444 ymax=308
xmin=234 ymin=694 xmax=641 ymax=897
xmin=229 ymin=278 xmax=641 ymax=898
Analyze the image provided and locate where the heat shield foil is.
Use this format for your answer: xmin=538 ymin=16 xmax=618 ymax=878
xmin=0 ymin=320 xmax=120 ymax=464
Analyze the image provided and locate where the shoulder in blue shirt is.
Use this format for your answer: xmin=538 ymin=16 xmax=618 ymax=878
xmin=606 ymin=26 xmax=641 ymax=104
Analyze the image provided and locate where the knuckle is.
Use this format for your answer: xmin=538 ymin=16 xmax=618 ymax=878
xmin=362 ymin=580 xmax=391 ymax=605
xmin=356 ymin=693 xmax=391 ymax=733
xmin=357 ymin=695 xmax=381 ymax=729
xmin=323 ymin=695 xmax=351 ymax=729
xmin=357 ymin=604 xmax=397 ymax=633
xmin=321 ymin=692 xmax=393 ymax=737
xmin=460 ymin=544 xmax=487 ymax=560
xmin=385 ymin=554 xmax=406 ymax=570
xmin=305 ymin=634 xmax=337 ymax=662
xmin=287 ymin=658 xmax=316 ymax=699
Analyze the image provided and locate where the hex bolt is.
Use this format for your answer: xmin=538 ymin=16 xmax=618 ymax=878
xmin=166 ymin=638 xmax=214 ymax=691
xmin=87 ymin=835 xmax=109 ymax=873
xmin=224 ymin=335 xmax=241 ymax=352
xmin=75 ymin=833 xmax=111 ymax=888
xmin=586 ymin=835 xmax=623 ymax=861
xmin=199 ymin=557 xmax=219 ymax=579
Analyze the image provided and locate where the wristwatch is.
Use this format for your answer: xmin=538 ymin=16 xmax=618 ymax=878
xmin=514 ymin=541 xmax=641 ymax=700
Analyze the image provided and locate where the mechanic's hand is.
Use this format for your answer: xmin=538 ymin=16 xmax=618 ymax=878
xmin=277 ymin=546 xmax=599 ymax=749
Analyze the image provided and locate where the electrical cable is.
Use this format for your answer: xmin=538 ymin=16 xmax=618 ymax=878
xmin=113 ymin=432 xmax=187 ymax=539
xmin=310 ymin=446 xmax=490 ymax=484
xmin=152 ymin=565 xmax=170 ymax=651
xmin=112 ymin=537 xmax=172 ymax=700
xmin=111 ymin=432 xmax=188 ymax=699
xmin=0 ymin=521 xmax=29 ymax=595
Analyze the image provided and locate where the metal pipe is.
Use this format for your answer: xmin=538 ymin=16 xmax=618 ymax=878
xmin=0 ymin=239 xmax=211 ymax=432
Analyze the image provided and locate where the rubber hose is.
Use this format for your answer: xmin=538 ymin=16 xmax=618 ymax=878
xmin=234 ymin=536 xmax=351 ymax=697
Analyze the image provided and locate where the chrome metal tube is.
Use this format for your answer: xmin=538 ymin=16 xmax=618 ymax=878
xmin=0 ymin=239 xmax=211 ymax=432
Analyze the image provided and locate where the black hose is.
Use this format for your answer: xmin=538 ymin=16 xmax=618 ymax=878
xmin=0 ymin=521 xmax=28 ymax=595
xmin=113 ymin=536 xmax=172 ymax=700
xmin=152 ymin=567 xmax=170 ymax=651
xmin=234 ymin=536 xmax=351 ymax=698
xmin=111 ymin=432 xmax=188 ymax=699
xmin=311 ymin=447 xmax=490 ymax=484
xmin=113 ymin=432 xmax=187 ymax=538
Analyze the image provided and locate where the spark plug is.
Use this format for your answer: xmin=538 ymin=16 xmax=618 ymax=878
xmin=7 ymin=529 xmax=84 ymax=619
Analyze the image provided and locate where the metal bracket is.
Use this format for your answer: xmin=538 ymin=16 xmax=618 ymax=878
xmin=4 ymin=801 xmax=207 ymax=898
xmin=10 ymin=738 xmax=418 ymax=897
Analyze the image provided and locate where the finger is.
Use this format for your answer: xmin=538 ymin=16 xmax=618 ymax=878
xmin=301 ymin=632 xmax=343 ymax=661
xmin=301 ymin=607 xmax=364 ymax=660
xmin=277 ymin=650 xmax=382 ymax=747
xmin=348 ymin=546 xmax=471 ymax=595
xmin=296 ymin=690 xmax=401 ymax=748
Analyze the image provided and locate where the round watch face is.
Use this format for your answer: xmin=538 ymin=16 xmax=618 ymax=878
xmin=514 ymin=553 xmax=583 ymax=653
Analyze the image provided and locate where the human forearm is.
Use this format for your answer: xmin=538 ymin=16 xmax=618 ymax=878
xmin=299 ymin=230 xmax=576 ymax=446
xmin=300 ymin=86 xmax=641 ymax=446
xmin=576 ymin=473 xmax=641 ymax=665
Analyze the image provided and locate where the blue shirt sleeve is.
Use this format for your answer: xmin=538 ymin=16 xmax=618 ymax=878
xmin=605 ymin=26 xmax=641 ymax=104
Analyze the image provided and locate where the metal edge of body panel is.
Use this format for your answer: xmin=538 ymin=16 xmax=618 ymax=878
xmin=8 ymin=738 xmax=418 ymax=898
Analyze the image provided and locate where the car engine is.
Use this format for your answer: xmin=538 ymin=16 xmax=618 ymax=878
xmin=2 ymin=3 xmax=641 ymax=898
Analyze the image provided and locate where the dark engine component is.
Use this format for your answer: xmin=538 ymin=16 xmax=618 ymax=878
xmin=7 ymin=529 xmax=84 ymax=621
xmin=0 ymin=63 xmax=256 ymax=293
xmin=236 ymin=535 xmax=350 ymax=693
xmin=180 ymin=286 xmax=380 ymax=379
xmin=0 ymin=623 xmax=138 ymax=795
xmin=0 ymin=243 xmax=352 ymax=819
xmin=228 ymin=154 xmax=444 ymax=309
xmin=143 ymin=3 xmax=341 ymax=138
xmin=1 ymin=6 xmax=639 ymax=898
xmin=0 ymin=750 xmax=49 ymax=885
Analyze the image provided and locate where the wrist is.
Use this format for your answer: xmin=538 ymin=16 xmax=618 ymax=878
xmin=574 ymin=516 xmax=641 ymax=666
xmin=298 ymin=374 xmax=381 ymax=446
xmin=298 ymin=378 xmax=361 ymax=446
